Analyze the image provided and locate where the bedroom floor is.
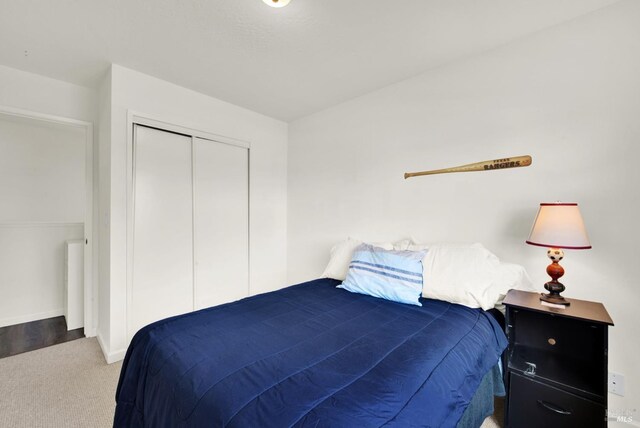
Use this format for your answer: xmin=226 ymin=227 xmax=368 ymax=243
xmin=0 ymin=316 xmax=84 ymax=359
xmin=0 ymin=338 xmax=503 ymax=427
xmin=0 ymin=338 xmax=122 ymax=427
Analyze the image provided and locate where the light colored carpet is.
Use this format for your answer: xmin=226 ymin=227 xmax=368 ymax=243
xmin=0 ymin=338 xmax=502 ymax=427
xmin=0 ymin=338 xmax=121 ymax=428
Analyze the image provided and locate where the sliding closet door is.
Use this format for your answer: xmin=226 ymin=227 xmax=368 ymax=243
xmin=131 ymin=125 xmax=194 ymax=335
xmin=193 ymin=137 xmax=249 ymax=309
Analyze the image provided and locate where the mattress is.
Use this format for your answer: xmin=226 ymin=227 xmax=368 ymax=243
xmin=114 ymin=278 xmax=507 ymax=427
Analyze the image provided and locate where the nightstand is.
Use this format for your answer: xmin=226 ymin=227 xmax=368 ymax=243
xmin=503 ymin=289 xmax=613 ymax=428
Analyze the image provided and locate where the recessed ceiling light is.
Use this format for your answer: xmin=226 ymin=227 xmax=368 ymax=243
xmin=262 ymin=0 xmax=291 ymax=8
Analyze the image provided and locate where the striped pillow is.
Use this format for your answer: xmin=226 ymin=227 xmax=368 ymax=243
xmin=338 ymin=244 xmax=427 ymax=306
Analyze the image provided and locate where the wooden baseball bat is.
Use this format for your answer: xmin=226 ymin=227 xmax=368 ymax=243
xmin=404 ymin=155 xmax=532 ymax=179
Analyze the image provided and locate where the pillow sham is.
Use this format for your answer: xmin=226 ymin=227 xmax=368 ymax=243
xmin=421 ymin=243 xmax=533 ymax=310
xmin=321 ymin=237 xmax=393 ymax=281
xmin=338 ymin=244 xmax=427 ymax=306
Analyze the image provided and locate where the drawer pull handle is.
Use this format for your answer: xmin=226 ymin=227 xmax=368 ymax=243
xmin=525 ymin=362 xmax=537 ymax=376
xmin=537 ymin=400 xmax=572 ymax=415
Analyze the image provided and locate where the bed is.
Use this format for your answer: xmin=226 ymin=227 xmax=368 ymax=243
xmin=114 ymin=278 xmax=507 ymax=427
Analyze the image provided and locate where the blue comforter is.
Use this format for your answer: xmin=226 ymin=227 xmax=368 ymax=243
xmin=114 ymin=278 xmax=507 ymax=427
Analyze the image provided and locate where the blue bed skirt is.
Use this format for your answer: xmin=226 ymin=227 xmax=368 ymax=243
xmin=114 ymin=278 xmax=507 ymax=427
xmin=457 ymin=363 xmax=505 ymax=428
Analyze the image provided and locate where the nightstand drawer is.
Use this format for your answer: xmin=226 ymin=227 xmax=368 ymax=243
xmin=509 ymin=306 xmax=605 ymax=350
xmin=507 ymin=373 xmax=605 ymax=428
xmin=507 ymin=307 xmax=606 ymax=398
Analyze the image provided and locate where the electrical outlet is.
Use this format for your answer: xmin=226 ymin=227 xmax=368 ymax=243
xmin=608 ymin=372 xmax=625 ymax=396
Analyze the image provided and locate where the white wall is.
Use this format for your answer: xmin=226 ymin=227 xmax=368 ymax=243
xmin=98 ymin=65 xmax=288 ymax=362
xmin=0 ymin=115 xmax=85 ymax=222
xmin=0 ymin=224 xmax=83 ymax=327
xmin=0 ymin=65 xmax=96 ymax=123
xmin=0 ymin=66 xmax=98 ymax=330
xmin=97 ymin=69 xmax=112 ymax=352
xmin=288 ymin=0 xmax=640 ymax=418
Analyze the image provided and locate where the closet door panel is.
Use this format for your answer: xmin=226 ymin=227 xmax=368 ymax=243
xmin=194 ymin=138 xmax=248 ymax=309
xmin=131 ymin=125 xmax=194 ymax=335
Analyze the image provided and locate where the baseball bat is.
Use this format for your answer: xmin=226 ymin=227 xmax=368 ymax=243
xmin=404 ymin=155 xmax=532 ymax=179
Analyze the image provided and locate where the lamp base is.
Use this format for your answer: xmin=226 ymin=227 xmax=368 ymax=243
xmin=538 ymin=250 xmax=571 ymax=306
xmin=540 ymin=280 xmax=570 ymax=306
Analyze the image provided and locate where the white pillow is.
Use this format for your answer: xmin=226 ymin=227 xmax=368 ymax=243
xmin=421 ymin=243 xmax=533 ymax=310
xmin=321 ymin=237 xmax=393 ymax=281
xmin=392 ymin=238 xmax=414 ymax=251
xmin=407 ymin=243 xmax=429 ymax=251
xmin=482 ymin=263 xmax=535 ymax=313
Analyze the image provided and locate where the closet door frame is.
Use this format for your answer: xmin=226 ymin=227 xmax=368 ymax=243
xmin=126 ymin=111 xmax=250 ymax=341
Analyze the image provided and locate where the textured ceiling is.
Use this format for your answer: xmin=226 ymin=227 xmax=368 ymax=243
xmin=0 ymin=0 xmax=621 ymax=121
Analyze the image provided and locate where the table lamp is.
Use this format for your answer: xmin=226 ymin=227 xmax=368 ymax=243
xmin=526 ymin=203 xmax=591 ymax=306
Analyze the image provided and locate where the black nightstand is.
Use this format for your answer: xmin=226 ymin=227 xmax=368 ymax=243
xmin=503 ymin=289 xmax=614 ymax=428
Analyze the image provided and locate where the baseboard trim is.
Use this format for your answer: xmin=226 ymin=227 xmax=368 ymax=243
xmin=96 ymin=331 xmax=126 ymax=364
xmin=84 ymin=326 xmax=97 ymax=338
xmin=0 ymin=309 xmax=64 ymax=328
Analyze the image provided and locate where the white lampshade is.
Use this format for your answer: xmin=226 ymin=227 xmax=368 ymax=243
xmin=262 ymin=0 xmax=291 ymax=7
xmin=526 ymin=203 xmax=591 ymax=250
